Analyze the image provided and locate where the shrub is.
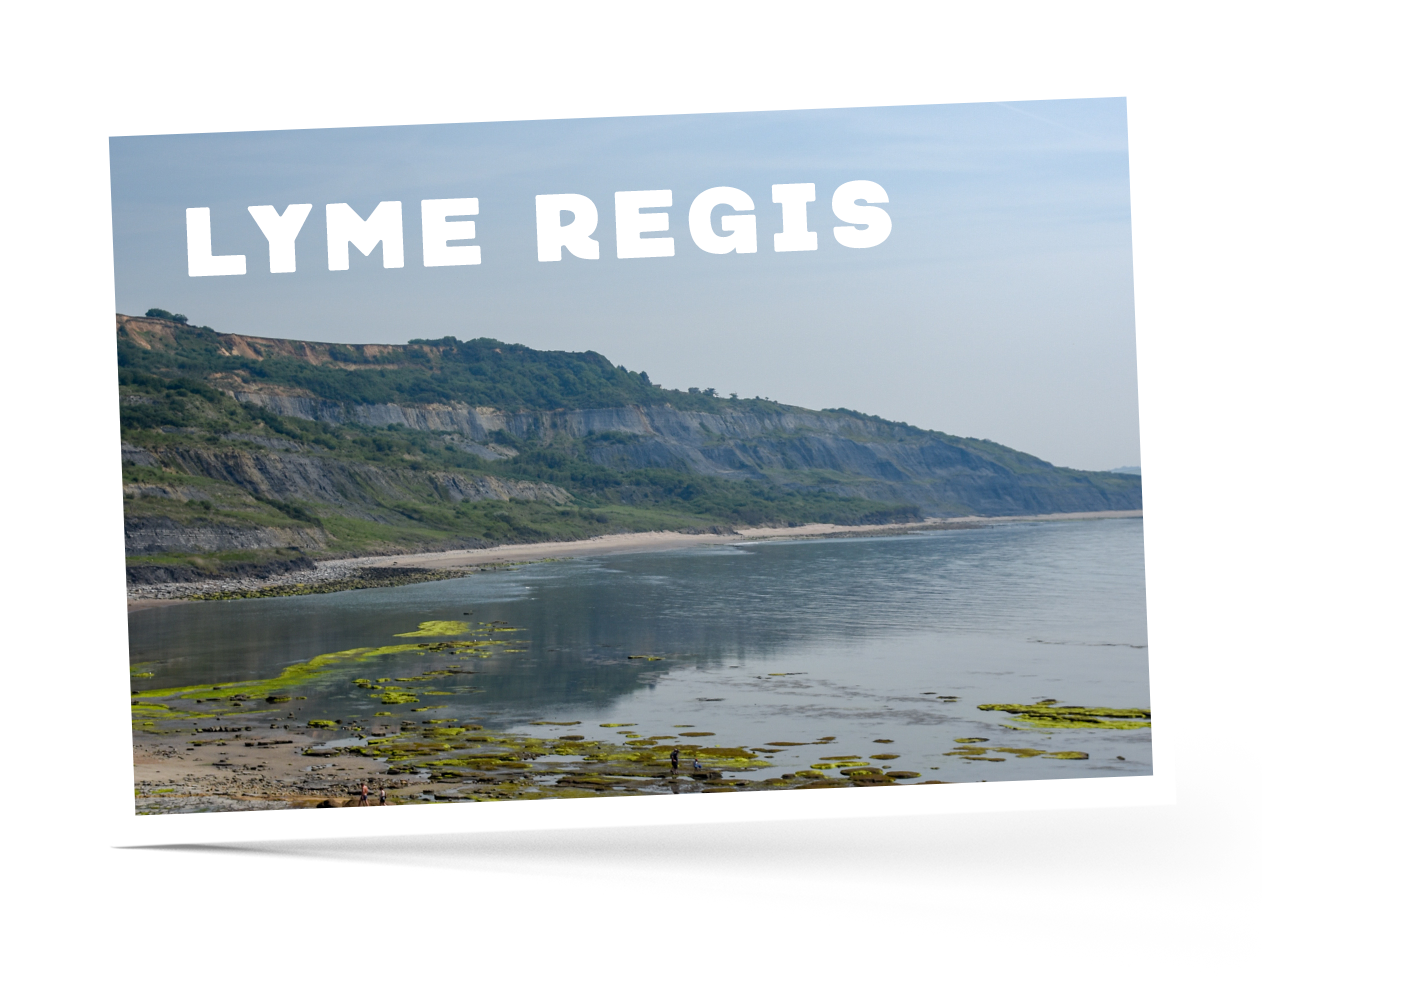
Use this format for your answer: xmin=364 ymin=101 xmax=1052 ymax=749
xmin=144 ymin=308 xmax=188 ymax=324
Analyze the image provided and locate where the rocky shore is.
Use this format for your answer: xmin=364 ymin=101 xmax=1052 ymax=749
xmin=132 ymin=710 xmax=949 ymax=815
xmin=127 ymin=560 xmax=505 ymax=602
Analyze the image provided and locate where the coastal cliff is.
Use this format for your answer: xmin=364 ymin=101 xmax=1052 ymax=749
xmin=118 ymin=314 xmax=1140 ymax=580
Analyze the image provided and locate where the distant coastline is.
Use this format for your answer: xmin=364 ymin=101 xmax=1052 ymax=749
xmin=127 ymin=510 xmax=1142 ymax=609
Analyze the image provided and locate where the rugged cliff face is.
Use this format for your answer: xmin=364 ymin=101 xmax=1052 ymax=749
xmin=117 ymin=314 xmax=1140 ymax=576
xmin=141 ymin=444 xmax=570 ymax=512
xmin=232 ymin=391 xmax=1140 ymax=517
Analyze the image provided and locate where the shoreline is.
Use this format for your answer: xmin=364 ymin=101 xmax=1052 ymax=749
xmin=127 ymin=510 xmax=1141 ymax=609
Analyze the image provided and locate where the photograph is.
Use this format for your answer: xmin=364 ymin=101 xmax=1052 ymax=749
xmin=115 ymin=97 xmax=1150 ymax=814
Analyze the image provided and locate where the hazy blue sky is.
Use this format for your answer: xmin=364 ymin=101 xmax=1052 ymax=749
xmin=110 ymin=98 xmax=1138 ymax=471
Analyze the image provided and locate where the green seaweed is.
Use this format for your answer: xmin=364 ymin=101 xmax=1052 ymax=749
xmin=1042 ymin=751 xmax=1090 ymax=760
xmin=977 ymin=702 xmax=1151 ymax=730
xmin=394 ymin=620 xmax=471 ymax=638
xmin=131 ymin=639 xmax=480 ymax=706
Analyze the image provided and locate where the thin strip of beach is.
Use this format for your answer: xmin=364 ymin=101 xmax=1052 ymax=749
xmin=127 ymin=510 xmax=1141 ymax=610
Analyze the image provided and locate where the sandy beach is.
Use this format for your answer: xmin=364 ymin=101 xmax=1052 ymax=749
xmin=127 ymin=510 xmax=1141 ymax=608
xmin=338 ymin=511 xmax=1141 ymax=572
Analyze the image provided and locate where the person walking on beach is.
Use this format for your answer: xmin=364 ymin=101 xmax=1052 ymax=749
xmin=670 ymin=747 xmax=680 ymax=773
xmin=379 ymin=786 xmax=386 ymax=806
xmin=693 ymin=757 xmax=702 ymax=772
xmin=358 ymin=781 xmax=369 ymax=806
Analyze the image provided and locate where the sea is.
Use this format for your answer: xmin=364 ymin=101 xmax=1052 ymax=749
xmin=128 ymin=517 xmax=1151 ymax=783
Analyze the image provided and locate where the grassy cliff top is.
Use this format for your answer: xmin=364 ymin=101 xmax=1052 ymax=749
xmin=118 ymin=313 xmax=778 ymax=414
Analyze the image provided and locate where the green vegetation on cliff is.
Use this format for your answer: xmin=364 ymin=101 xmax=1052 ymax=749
xmin=118 ymin=313 xmax=1138 ymax=583
xmin=119 ymin=317 xmax=766 ymax=414
xmin=119 ymin=317 xmax=921 ymax=580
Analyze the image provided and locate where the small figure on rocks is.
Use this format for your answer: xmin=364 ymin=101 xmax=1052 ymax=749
xmin=358 ymin=781 xmax=370 ymax=806
xmin=379 ymin=786 xmax=386 ymax=805
xmin=692 ymin=757 xmax=702 ymax=772
xmin=670 ymin=748 xmax=680 ymax=772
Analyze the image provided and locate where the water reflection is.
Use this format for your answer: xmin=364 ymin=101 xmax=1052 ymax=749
xmin=129 ymin=519 xmax=1150 ymax=781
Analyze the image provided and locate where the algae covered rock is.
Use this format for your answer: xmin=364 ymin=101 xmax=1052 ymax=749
xmin=394 ymin=620 xmax=471 ymax=638
xmin=977 ymin=702 xmax=1150 ymax=730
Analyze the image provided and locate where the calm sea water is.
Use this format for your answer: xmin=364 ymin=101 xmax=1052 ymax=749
xmin=129 ymin=518 xmax=1151 ymax=783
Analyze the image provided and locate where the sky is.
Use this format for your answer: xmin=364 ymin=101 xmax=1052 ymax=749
xmin=109 ymin=98 xmax=1139 ymax=471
